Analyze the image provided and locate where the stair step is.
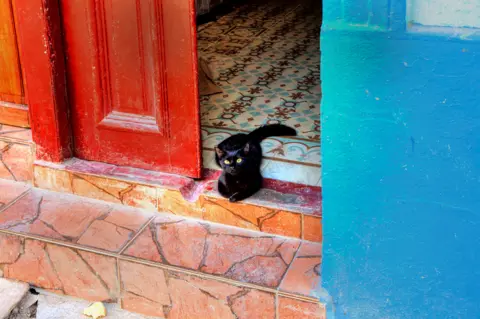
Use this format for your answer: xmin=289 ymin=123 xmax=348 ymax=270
xmin=0 ymin=180 xmax=324 ymax=318
xmin=34 ymin=158 xmax=322 ymax=243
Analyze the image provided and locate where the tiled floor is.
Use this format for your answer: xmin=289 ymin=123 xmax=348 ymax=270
xmin=0 ymin=179 xmax=324 ymax=318
xmin=0 ymin=124 xmax=34 ymax=183
xmin=35 ymin=158 xmax=322 ymax=242
xmin=198 ymin=0 xmax=322 ymax=186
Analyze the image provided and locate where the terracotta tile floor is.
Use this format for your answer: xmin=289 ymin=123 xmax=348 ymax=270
xmin=35 ymin=158 xmax=322 ymax=242
xmin=0 ymin=124 xmax=34 ymax=183
xmin=198 ymin=0 xmax=322 ymax=186
xmin=0 ymin=179 xmax=324 ymax=318
xmin=0 ymin=123 xmax=322 ymax=243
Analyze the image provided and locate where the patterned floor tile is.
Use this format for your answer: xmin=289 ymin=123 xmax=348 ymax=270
xmin=198 ymin=0 xmax=321 ymax=185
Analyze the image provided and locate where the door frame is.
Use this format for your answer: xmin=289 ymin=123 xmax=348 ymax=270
xmin=14 ymin=0 xmax=72 ymax=163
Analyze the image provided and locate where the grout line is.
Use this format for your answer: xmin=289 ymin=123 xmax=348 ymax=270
xmin=0 ymin=187 xmax=32 ymax=214
xmin=115 ymin=258 xmax=122 ymax=307
xmin=0 ymin=136 xmax=33 ymax=146
xmin=118 ymin=216 xmax=155 ymax=255
xmin=275 ymin=292 xmax=279 ymax=319
xmin=301 ymin=214 xmax=305 ymax=240
xmin=277 ymin=290 xmax=321 ymax=303
xmin=277 ymin=240 xmax=303 ymax=291
xmin=0 ymin=228 xmax=320 ymax=303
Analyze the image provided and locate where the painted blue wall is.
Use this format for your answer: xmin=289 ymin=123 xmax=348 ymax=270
xmin=321 ymin=1 xmax=480 ymax=318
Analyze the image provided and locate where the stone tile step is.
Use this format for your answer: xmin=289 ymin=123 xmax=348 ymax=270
xmin=36 ymin=292 xmax=158 ymax=319
xmin=0 ymin=180 xmax=324 ymax=318
xmin=0 ymin=125 xmax=34 ymax=184
xmin=34 ymin=158 xmax=322 ymax=242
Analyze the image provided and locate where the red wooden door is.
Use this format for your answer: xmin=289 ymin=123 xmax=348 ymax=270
xmin=60 ymin=0 xmax=201 ymax=177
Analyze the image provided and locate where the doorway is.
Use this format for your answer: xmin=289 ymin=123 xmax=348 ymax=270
xmin=197 ymin=0 xmax=322 ymax=186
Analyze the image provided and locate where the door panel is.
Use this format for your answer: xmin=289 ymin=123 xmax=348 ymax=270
xmin=0 ymin=0 xmax=25 ymax=104
xmin=60 ymin=0 xmax=201 ymax=177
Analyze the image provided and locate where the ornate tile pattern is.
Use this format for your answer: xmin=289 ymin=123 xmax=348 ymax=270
xmin=198 ymin=0 xmax=322 ymax=185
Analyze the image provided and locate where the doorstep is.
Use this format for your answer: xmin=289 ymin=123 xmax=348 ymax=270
xmin=34 ymin=158 xmax=322 ymax=243
xmin=0 ymin=124 xmax=322 ymax=243
xmin=0 ymin=180 xmax=324 ymax=318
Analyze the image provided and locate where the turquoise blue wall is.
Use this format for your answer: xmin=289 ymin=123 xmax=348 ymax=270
xmin=321 ymin=1 xmax=480 ymax=318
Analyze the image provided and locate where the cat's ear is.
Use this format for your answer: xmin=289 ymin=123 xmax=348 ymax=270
xmin=215 ymin=146 xmax=225 ymax=157
xmin=243 ymin=142 xmax=250 ymax=154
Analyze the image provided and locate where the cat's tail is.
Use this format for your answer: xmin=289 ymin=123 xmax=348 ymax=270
xmin=247 ymin=124 xmax=297 ymax=142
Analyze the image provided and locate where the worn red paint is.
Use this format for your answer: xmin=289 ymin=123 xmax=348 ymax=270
xmin=60 ymin=0 xmax=201 ymax=178
xmin=14 ymin=0 xmax=73 ymax=162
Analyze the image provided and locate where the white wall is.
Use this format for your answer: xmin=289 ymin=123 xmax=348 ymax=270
xmin=408 ymin=0 xmax=480 ymax=28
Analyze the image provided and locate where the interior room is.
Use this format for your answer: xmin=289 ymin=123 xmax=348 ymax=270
xmin=196 ymin=0 xmax=322 ymax=186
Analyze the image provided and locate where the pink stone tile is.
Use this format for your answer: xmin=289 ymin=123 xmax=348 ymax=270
xmin=304 ymin=215 xmax=322 ymax=243
xmin=278 ymin=297 xmax=325 ymax=319
xmin=0 ymin=125 xmax=32 ymax=141
xmin=3 ymin=240 xmax=63 ymax=292
xmin=2 ymin=239 xmax=119 ymax=301
xmin=260 ymin=210 xmax=301 ymax=238
xmin=0 ymin=233 xmax=23 ymax=263
xmin=79 ymin=250 xmax=119 ymax=295
xmin=111 ymin=165 xmax=192 ymax=189
xmin=226 ymin=255 xmax=288 ymax=287
xmin=71 ymin=173 xmax=157 ymax=211
xmin=0 ymin=188 xmax=151 ymax=253
xmin=77 ymin=220 xmax=133 ymax=252
xmin=123 ymin=227 xmax=163 ymax=263
xmin=119 ymin=261 xmax=170 ymax=317
xmin=0 ymin=179 xmax=30 ymax=208
xmin=104 ymin=206 xmax=153 ymax=231
xmin=46 ymin=244 xmax=116 ymax=301
xmin=124 ymin=214 xmax=302 ymax=288
xmin=167 ymin=276 xmax=237 ymax=319
xmin=121 ymin=292 xmax=166 ymax=318
xmin=230 ymin=289 xmax=275 ymax=319
xmin=66 ymin=159 xmax=117 ymax=175
xmin=154 ymin=218 xmax=208 ymax=269
xmin=279 ymin=242 xmax=322 ymax=297
xmin=0 ymin=142 xmax=33 ymax=182
xmin=38 ymin=193 xmax=110 ymax=238
xmin=33 ymin=165 xmax=73 ymax=193
xmin=200 ymin=231 xmax=289 ymax=287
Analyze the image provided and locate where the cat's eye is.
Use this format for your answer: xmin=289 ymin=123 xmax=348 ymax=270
xmin=236 ymin=158 xmax=243 ymax=163
xmin=224 ymin=159 xmax=231 ymax=165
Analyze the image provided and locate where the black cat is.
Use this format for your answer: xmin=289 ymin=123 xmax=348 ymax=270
xmin=215 ymin=124 xmax=296 ymax=202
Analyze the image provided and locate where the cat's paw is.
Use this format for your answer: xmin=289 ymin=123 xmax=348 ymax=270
xmin=229 ymin=193 xmax=240 ymax=202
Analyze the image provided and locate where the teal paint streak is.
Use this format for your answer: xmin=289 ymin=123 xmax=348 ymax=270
xmin=323 ymin=0 xmax=397 ymax=30
xmin=321 ymin=30 xmax=480 ymax=318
